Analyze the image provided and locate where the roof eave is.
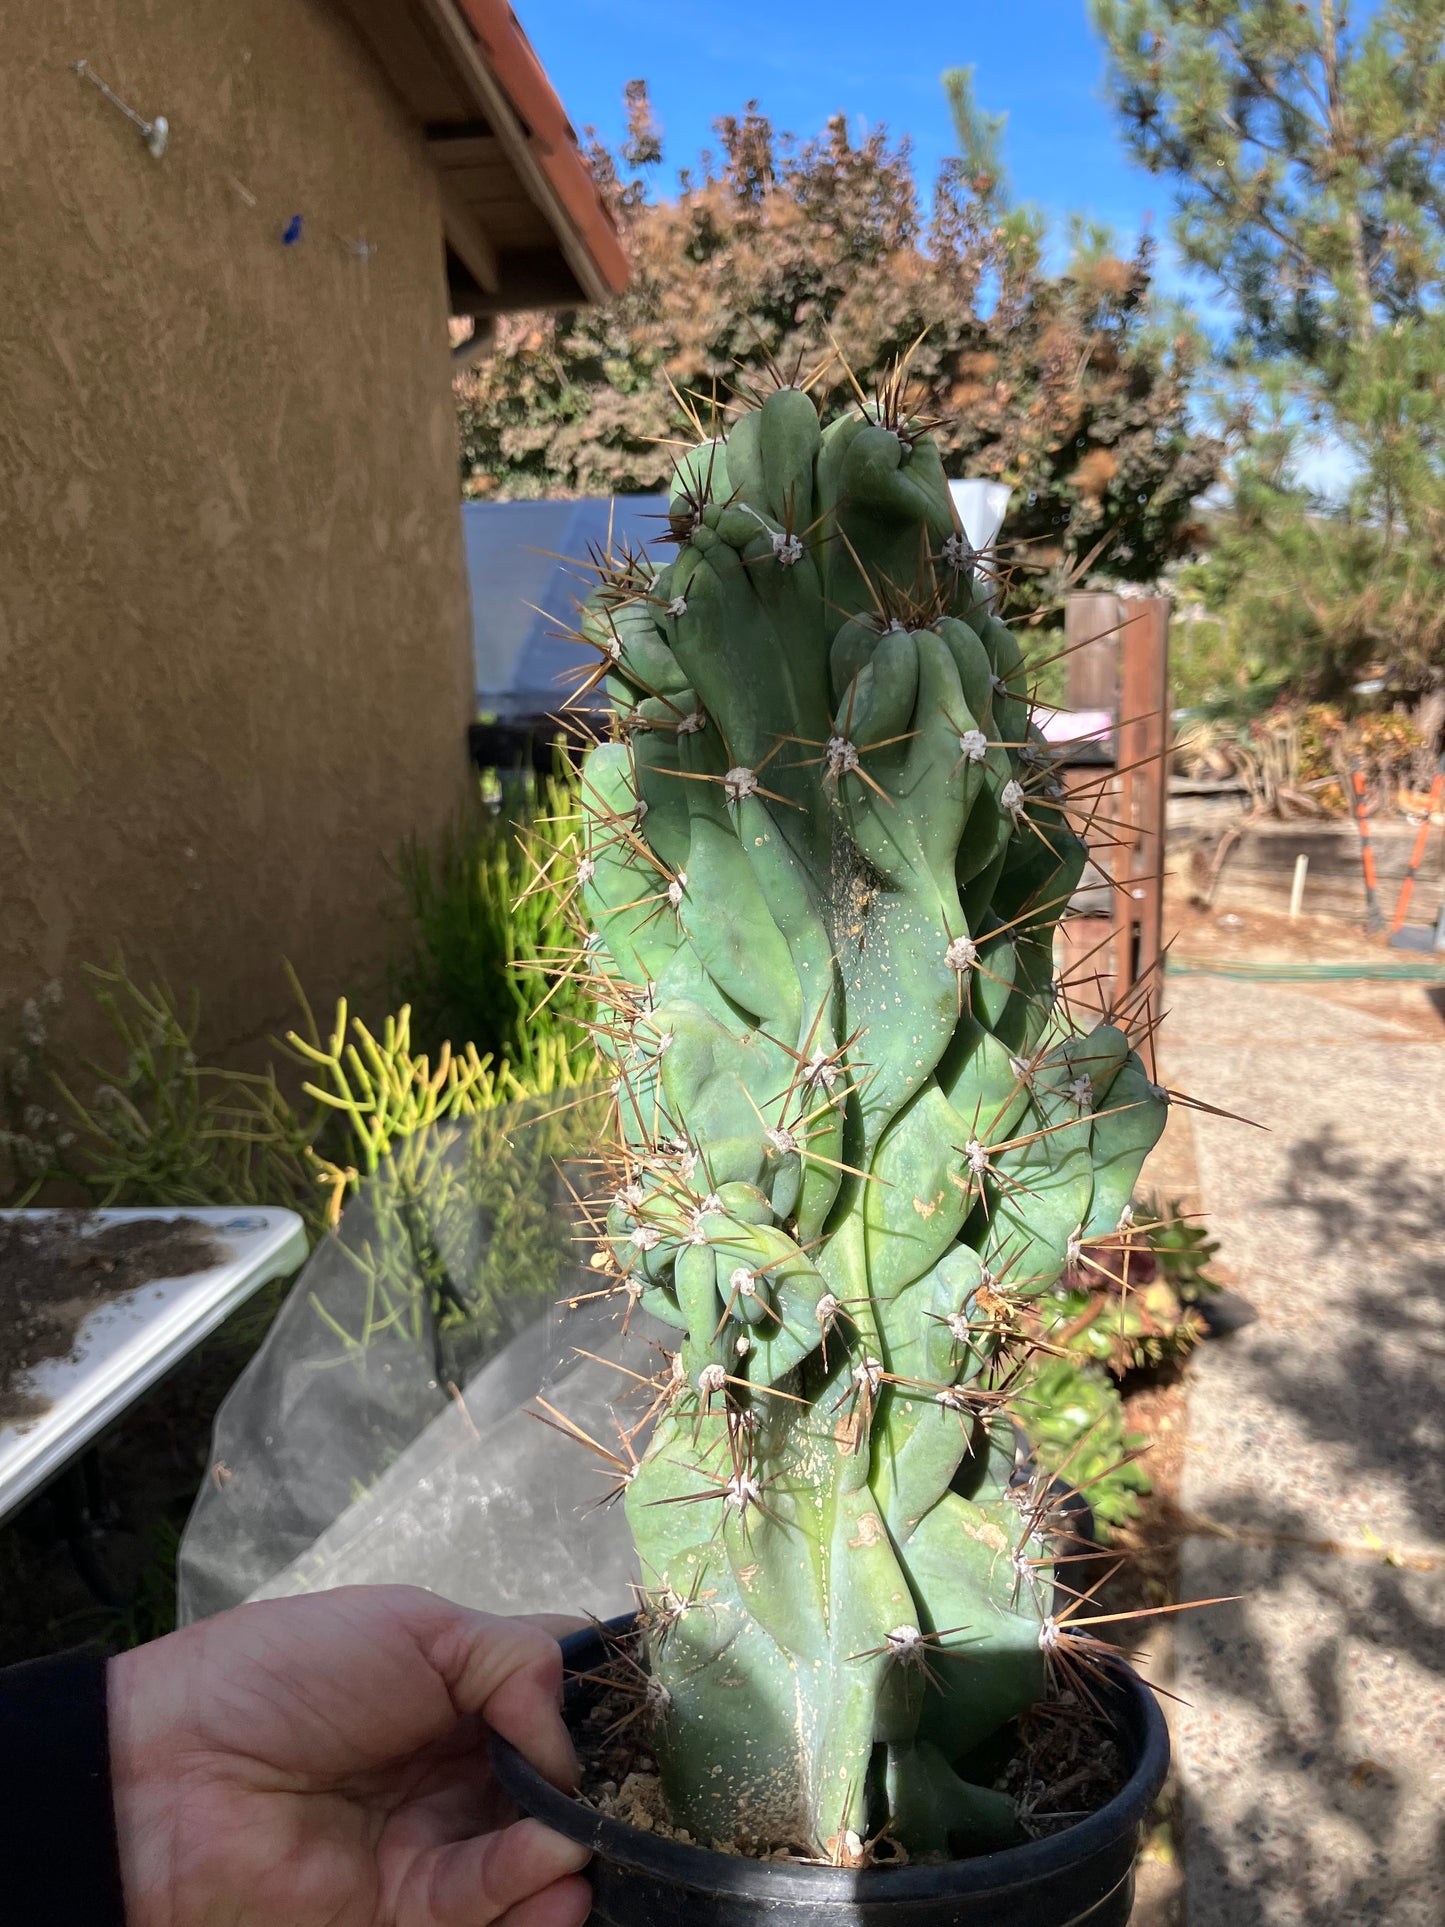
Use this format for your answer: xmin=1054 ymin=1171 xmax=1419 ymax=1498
xmin=430 ymin=0 xmax=630 ymax=305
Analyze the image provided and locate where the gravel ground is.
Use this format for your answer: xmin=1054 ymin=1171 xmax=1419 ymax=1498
xmin=1162 ymin=970 xmax=1445 ymax=1927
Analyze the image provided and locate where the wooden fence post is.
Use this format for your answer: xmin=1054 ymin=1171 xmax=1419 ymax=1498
xmin=1065 ymin=593 xmax=1122 ymax=713
xmin=1111 ymin=597 xmax=1171 ymax=1051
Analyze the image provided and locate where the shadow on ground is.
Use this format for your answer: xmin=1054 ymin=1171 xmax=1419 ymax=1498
xmin=1174 ymin=1062 xmax=1445 ymax=1927
xmin=1245 ymin=1123 xmax=1445 ymax=1545
xmin=1178 ymin=1533 xmax=1444 ymax=1926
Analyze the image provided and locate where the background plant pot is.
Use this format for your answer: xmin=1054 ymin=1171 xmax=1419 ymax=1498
xmin=489 ymin=1617 xmax=1169 ymax=1927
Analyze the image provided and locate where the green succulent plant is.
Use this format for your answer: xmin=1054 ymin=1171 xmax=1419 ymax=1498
xmin=1146 ymin=1197 xmax=1222 ymax=1302
xmin=563 ymin=381 xmax=1168 ymax=1862
xmin=1035 ymin=1195 xmax=1222 ymax=1375
xmin=1021 ymin=1355 xmax=1152 ymax=1537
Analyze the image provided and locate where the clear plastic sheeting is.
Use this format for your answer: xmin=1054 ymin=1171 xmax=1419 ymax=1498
xmin=177 ymin=1094 xmax=659 ymax=1625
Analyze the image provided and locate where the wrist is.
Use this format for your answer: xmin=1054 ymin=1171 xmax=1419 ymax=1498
xmin=108 ymin=1645 xmax=172 ymax=1927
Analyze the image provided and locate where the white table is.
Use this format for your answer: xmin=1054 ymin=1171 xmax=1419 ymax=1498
xmin=0 ymin=1207 xmax=307 ymax=1526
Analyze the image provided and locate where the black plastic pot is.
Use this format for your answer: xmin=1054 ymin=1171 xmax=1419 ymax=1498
xmin=490 ymin=1617 xmax=1169 ymax=1927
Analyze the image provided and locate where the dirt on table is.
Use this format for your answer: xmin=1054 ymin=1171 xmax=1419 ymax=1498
xmin=0 ymin=1214 xmax=222 ymax=1427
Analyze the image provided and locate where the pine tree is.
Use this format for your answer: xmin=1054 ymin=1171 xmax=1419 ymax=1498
xmin=1093 ymin=0 xmax=1445 ymax=712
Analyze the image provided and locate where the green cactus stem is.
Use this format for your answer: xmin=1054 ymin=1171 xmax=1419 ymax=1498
xmin=564 ymin=379 xmax=1167 ymax=1863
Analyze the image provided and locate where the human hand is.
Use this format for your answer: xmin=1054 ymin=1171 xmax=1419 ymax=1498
xmin=108 ymin=1586 xmax=592 ymax=1927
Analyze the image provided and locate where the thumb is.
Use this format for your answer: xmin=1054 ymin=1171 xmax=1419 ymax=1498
xmin=399 ymin=1818 xmax=591 ymax=1927
xmin=423 ymin=1610 xmax=579 ymax=1793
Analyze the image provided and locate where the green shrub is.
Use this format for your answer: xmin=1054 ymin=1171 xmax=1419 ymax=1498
xmin=1021 ymin=1355 xmax=1151 ymax=1536
xmin=392 ymin=761 xmax=594 ymax=1082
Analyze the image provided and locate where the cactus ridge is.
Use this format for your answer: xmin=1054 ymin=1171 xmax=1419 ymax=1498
xmin=553 ymin=386 xmax=1166 ymax=1862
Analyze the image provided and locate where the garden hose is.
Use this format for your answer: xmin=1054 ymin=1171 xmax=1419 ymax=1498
xmin=1167 ymin=957 xmax=1445 ymax=983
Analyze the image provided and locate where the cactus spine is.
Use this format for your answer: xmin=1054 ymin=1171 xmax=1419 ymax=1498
xmin=570 ymin=383 xmax=1166 ymax=1862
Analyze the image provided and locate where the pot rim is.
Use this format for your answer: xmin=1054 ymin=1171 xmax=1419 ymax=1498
xmin=489 ymin=1615 xmax=1170 ymax=1903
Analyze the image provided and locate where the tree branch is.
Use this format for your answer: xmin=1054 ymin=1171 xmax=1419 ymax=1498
xmin=1218 ymin=21 xmax=1330 ymax=143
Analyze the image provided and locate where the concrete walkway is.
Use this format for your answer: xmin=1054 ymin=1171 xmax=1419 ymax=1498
xmin=1162 ymin=973 xmax=1445 ymax=1926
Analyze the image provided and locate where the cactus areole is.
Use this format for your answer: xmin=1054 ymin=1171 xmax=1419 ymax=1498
xmin=574 ymin=387 xmax=1167 ymax=1863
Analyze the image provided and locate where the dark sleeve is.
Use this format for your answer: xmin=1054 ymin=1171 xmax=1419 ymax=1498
xmin=0 ymin=1649 xmax=127 ymax=1925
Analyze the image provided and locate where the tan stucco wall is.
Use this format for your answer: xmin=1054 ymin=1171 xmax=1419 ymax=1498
xmin=0 ymin=0 xmax=473 ymax=1062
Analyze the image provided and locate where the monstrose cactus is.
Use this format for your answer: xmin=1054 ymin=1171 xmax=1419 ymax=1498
xmin=564 ymin=381 xmax=1167 ymax=1863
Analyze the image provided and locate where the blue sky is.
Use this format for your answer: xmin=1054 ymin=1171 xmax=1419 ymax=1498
xmin=523 ymin=1 xmax=1189 ymax=283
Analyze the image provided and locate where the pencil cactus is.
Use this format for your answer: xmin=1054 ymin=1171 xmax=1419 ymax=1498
xmin=567 ymin=383 xmax=1167 ymax=1861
